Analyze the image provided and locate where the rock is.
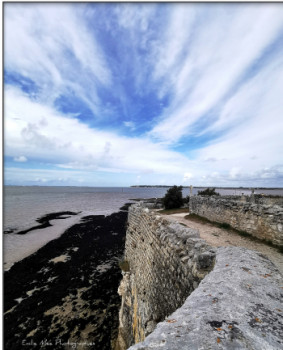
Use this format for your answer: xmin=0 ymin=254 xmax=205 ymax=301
xmin=145 ymin=320 xmax=156 ymax=336
xmin=189 ymin=196 xmax=283 ymax=246
xmin=128 ymin=247 xmax=283 ymax=350
xmin=197 ymin=251 xmax=216 ymax=269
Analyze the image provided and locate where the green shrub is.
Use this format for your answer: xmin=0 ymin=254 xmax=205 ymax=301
xmin=162 ymin=185 xmax=183 ymax=209
xmin=183 ymin=195 xmax=190 ymax=205
xmin=198 ymin=188 xmax=220 ymax=196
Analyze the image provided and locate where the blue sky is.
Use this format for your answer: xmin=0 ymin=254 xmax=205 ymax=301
xmin=4 ymin=3 xmax=283 ymax=187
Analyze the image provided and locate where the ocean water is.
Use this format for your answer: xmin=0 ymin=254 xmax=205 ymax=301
xmin=3 ymin=186 xmax=177 ymax=269
xmin=3 ymin=186 xmax=191 ymax=233
xmin=3 ymin=185 xmax=282 ymax=270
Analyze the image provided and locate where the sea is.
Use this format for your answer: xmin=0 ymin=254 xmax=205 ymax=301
xmin=3 ymin=185 xmax=283 ymax=270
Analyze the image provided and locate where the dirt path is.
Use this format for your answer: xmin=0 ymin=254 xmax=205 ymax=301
xmin=163 ymin=213 xmax=283 ymax=275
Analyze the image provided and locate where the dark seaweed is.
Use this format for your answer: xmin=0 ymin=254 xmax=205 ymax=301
xmin=16 ymin=211 xmax=79 ymax=235
xmin=4 ymin=208 xmax=129 ymax=350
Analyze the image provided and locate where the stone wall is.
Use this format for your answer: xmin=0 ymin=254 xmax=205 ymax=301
xmin=189 ymin=195 xmax=283 ymax=246
xmin=115 ymin=203 xmax=216 ymax=350
xmin=128 ymin=246 xmax=283 ymax=350
xmin=115 ymin=203 xmax=283 ymax=350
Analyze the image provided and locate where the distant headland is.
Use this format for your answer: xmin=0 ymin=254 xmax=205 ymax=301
xmin=131 ymin=185 xmax=283 ymax=190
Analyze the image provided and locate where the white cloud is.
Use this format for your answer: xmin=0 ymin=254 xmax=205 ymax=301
xmin=115 ymin=3 xmax=155 ymax=32
xmin=195 ymin=52 xmax=283 ymax=175
xmin=123 ymin=121 xmax=136 ymax=130
xmin=5 ymin=167 xmax=91 ymax=185
xmin=13 ymin=156 xmax=27 ymax=162
xmin=5 ymin=84 xmax=283 ymax=187
xmin=4 ymin=3 xmax=283 ymax=187
xmin=150 ymin=4 xmax=283 ymax=143
xmin=4 ymin=86 xmax=194 ymax=178
xmin=4 ymin=3 xmax=111 ymax=114
xmin=183 ymin=172 xmax=193 ymax=182
xmin=153 ymin=4 xmax=195 ymax=82
xmin=35 ymin=178 xmax=48 ymax=183
xmin=229 ymin=167 xmax=241 ymax=179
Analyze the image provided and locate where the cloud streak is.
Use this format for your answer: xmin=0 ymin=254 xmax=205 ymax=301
xmin=150 ymin=3 xmax=283 ymax=143
xmin=5 ymin=86 xmax=193 ymax=176
xmin=13 ymin=156 xmax=27 ymax=162
xmin=4 ymin=3 xmax=283 ymax=187
xmin=4 ymin=3 xmax=111 ymax=116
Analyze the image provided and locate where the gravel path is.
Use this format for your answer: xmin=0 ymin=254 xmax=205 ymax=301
xmin=163 ymin=213 xmax=283 ymax=275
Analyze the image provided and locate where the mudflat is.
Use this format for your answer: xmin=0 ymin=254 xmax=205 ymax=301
xmin=4 ymin=205 xmax=130 ymax=350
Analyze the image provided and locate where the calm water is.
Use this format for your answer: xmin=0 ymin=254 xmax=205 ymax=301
xmin=3 ymin=186 xmax=180 ymax=269
xmin=4 ymin=186 xmax=189 ymax=232
xmin=3 ymin=186 xmax=282 ymax=269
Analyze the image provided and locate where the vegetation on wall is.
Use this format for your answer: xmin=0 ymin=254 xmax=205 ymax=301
xmin=198 ymin=188 xmax=220 ymax=196
xmin=119 ymin=259 xmax=130 ymax=272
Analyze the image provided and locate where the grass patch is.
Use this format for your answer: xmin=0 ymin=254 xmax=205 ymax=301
xmin=237 ymin=230 xmax=253 ymax=238
xmin=157 ymin=208 xmax=190 ymax=215
xmin=261 ymin=239 xmax=283 ymax=253
xmin=184 ymin=213 xmax=211 ymax=224
xmin=218 ymin=222 xmax=231 ymax=230
xmin=236 ymin=232 xmax=283 ymax=253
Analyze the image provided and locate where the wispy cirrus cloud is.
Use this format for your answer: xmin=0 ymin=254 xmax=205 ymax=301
xmin=13 ymin=156 xmax=27 ymax=162
xmin=4 ymin=3 xmax=111 ymax=116
xmin=195 ymin=51 xmax=283 ymax=171
xmin=149 ymin=4 xmax=283 ymax=143
xmin=5 ymin=86 xmax=193 ymax=177
xmin=4 ymin=3 xmax=283 ymax=187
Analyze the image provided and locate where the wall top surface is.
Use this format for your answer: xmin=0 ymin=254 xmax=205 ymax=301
xmin=128 ymin=246 xmax=283 ymax=350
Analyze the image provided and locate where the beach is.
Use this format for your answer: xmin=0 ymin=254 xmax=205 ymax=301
xmin=4 ymin=205 xmax=130 ymax=350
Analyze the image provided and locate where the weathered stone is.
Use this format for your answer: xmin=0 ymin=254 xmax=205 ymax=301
xmin=145 ymin=320 xmax=156 ymax=335
xmin=189 ymin=196 xmax=283 ymax=246
xmin=115 ymin=203 xmax=213 ymax=349
xmin=128 ymin=247 xmax=283 ymax=350
xmin=116 ymin=203 xmax=283 ymax=350
xmin=197 ymin=251 xmax=216 ymax=269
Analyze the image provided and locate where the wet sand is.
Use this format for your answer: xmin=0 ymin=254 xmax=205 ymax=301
xmin=4 ymin=212 xmax=88 ymax=271
xmin=4 ymin=205 xmax=130 ymax=350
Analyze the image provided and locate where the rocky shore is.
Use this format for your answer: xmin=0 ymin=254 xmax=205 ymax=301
xmin=4 ymin=204 xmax=131 ymax=350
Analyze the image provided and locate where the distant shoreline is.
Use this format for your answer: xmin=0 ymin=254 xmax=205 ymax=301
xmin=4 ymin=185 xmax=283 ymax=190
xmin=130 ymin=185 xmax=283 ymax=190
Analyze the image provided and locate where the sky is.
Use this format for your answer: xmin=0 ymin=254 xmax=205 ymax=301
xmin=4 ymin=2 xmax=283 ymax=187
